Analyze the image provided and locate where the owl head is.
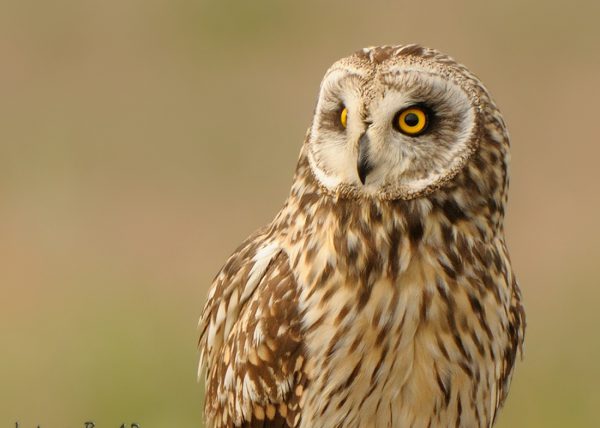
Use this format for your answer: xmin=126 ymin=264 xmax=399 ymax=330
xmin=305 ymin=45 xmax=509 ymax=203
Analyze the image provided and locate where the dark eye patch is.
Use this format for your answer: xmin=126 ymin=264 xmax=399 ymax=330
xmin=321 ymin=104 xmax=347 ymax=131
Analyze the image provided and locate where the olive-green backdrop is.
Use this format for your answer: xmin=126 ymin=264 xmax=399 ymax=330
xmin=2 ymin=1 xmax=599 ymax=426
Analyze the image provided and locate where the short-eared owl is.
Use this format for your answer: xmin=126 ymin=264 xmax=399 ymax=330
xmin=198 ymin=45 xmax=525 ymax=428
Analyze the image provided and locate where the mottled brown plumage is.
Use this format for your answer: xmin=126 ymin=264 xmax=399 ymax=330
xmin=198 ymin=45 xmax=525 ymax=428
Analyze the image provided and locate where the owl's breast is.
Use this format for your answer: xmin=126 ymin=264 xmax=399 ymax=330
xmin=292 ymin=239 xmax=511 ymax=428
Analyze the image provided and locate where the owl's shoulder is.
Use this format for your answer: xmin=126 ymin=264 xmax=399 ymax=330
xmin=199 ymin=227 xmax=306 ymax=427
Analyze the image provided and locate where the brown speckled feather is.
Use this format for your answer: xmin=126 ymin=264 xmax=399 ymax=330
xmin=199 ymin=44 xmax=525 ymax=428
xmin=199 ymin=238 xmax=307 ymax=427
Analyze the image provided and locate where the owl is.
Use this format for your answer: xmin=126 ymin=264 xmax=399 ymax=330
xmin=198 ymin=45 xmax=525 ymax=428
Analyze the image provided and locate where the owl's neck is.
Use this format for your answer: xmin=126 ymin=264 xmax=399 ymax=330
xmin=270 ymin=146 xmax=505 ymax=291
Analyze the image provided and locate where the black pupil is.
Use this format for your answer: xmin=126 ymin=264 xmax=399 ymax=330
xmin=404 ymin=112 xmax=420 ymax=127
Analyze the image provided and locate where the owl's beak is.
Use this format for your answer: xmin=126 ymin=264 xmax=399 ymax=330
xmin=357 ymin=131 xmax=373 ymax=185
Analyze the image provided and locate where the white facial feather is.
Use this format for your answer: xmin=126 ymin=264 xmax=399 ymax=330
xmin=307 ymin=60 xmax=480 ymax=200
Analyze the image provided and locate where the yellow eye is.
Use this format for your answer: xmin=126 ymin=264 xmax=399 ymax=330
xmin=396 ymin=106 xmax=428 ymax=136
xmin=340 ymin=107 xmax=348 ymax=128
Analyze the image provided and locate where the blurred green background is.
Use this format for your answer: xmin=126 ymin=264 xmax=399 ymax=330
xmin=1 ymin=0 xmax=599 ymax=426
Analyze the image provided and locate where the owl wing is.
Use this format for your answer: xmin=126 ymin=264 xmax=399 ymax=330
xmin=495 ymin=274 xmax=526 ymax=415
xmin=198 ymin=229 xmax=306 ymax=428
xmin=484 ymin=239 xmax=526 ymax=423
